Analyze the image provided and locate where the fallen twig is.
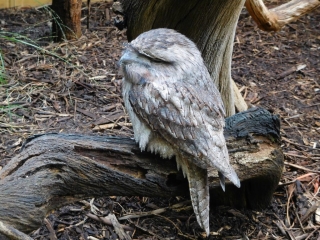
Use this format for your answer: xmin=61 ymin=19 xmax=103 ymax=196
xmin=108 ymin=213 xmax=132 ymax=240
xmin=0 ymin=221 xmax=33 ymax=240
xmin=301 ymin=201 xmax=320 ymax=223
xmin=86 ymin=213 xmax=134 ymax=232
xmin=284 ymin=161 xmax=320 ymax=174
xmin=43 ymin=218 xmax=58 ymax=240
xmin=276 ymin=64 xmax=306 ymax=79
xmin=119 ymin=201 xmax=192 ymax=220
xmin=93 ymin=122 xmax=132 ymax=130
xmin=282 ymin=137 xmax=316 ymax=150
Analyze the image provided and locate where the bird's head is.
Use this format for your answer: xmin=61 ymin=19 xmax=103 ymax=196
xmin=119 ymin=28 xmax=207 ymax=80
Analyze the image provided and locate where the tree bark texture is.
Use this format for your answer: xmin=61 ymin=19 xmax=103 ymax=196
xmin=120 ymin=0 xmax=246 ymax=117
xmin=0 ymin=108 xmax=283 ymax=234
xmin=51 ymin=0 xmax=82 ymax=42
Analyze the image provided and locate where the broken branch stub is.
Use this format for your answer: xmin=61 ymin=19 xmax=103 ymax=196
xmin=245 ymin=0 xmax=320 ymax=31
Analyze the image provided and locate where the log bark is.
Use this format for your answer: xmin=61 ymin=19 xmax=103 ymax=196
xmin=0 ymin=108 xmax=283 ymax=235
xmin=120 ymin=0 xmax=247 ymax=116
xmin=51 ymin=0 xmax=82 ymax=42
xmin=245 ymin=0 xmax=320 ymax=31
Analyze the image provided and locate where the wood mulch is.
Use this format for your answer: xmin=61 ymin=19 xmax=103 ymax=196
xmin=0 ymin=1 xmax=319 ymax=239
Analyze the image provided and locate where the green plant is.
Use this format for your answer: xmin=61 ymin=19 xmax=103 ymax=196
xmin=0 ymin=50 xmax=6 ymax=84
xmin=0 ymin=31 xmax=87 ymax=76
xmin=42 ymin=5 xmax=68 ymax=41
xmin=1 ymin=31 xmax=61 ymax=60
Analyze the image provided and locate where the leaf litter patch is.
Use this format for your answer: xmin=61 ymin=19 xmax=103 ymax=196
xmin=0 ymin=1 xmax=319 ymax=239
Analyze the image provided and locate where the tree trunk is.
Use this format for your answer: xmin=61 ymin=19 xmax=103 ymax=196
xmin=51 ymin=0 xmax=82 ymax=42
xmin=0 ymin=108 xmax=283 ymax=234
xmin=120 ymin=0 xmax=246 ymax=116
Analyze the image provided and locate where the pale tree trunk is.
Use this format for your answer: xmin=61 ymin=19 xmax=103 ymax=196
xmin=245 ymin=0 xmax=320 ymax=31
xmin=121 ymin=0 xmax=247 ymax=116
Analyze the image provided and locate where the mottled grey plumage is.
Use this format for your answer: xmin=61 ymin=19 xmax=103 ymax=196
xmin=119 ymin=28 xmax=240 ymax=236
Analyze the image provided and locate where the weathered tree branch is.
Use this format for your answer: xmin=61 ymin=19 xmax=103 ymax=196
xmin=245 ymin=0 xmax=320 ymax=31
xmin=0 ymin=108 xmax=283 ymax=235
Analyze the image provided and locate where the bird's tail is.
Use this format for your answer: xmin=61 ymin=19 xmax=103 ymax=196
xmin=176 ymin=157 xmax=210 ymax=236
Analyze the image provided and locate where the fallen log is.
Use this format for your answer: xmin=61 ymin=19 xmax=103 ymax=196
xmin=0 ymin=107 xmax=283 ymax=235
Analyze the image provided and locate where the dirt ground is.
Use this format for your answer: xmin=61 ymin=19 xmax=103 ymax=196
xmin=0 ymin=1 xmax=319 ymax=239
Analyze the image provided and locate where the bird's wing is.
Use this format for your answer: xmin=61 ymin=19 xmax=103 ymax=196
xmin=128 ymin=77 xmax=238 ymax=182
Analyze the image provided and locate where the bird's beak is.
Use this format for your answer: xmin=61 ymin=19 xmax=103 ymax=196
xmin=119 ymin=50 xmax=139 ymax=66
xmin=118 ymin=49 xmax=139 ymax=75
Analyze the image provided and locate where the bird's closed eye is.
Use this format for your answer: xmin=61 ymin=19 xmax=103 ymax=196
xmin=140 ymin=51 xmax=173 ymax=64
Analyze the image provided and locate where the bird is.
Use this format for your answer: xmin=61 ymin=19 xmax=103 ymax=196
xmin=119 ymin=28 xmax=240 ymax=236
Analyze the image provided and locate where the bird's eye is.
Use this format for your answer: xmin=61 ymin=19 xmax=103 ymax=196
xmin=142 ymin=54 xmax=172 ymax=64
